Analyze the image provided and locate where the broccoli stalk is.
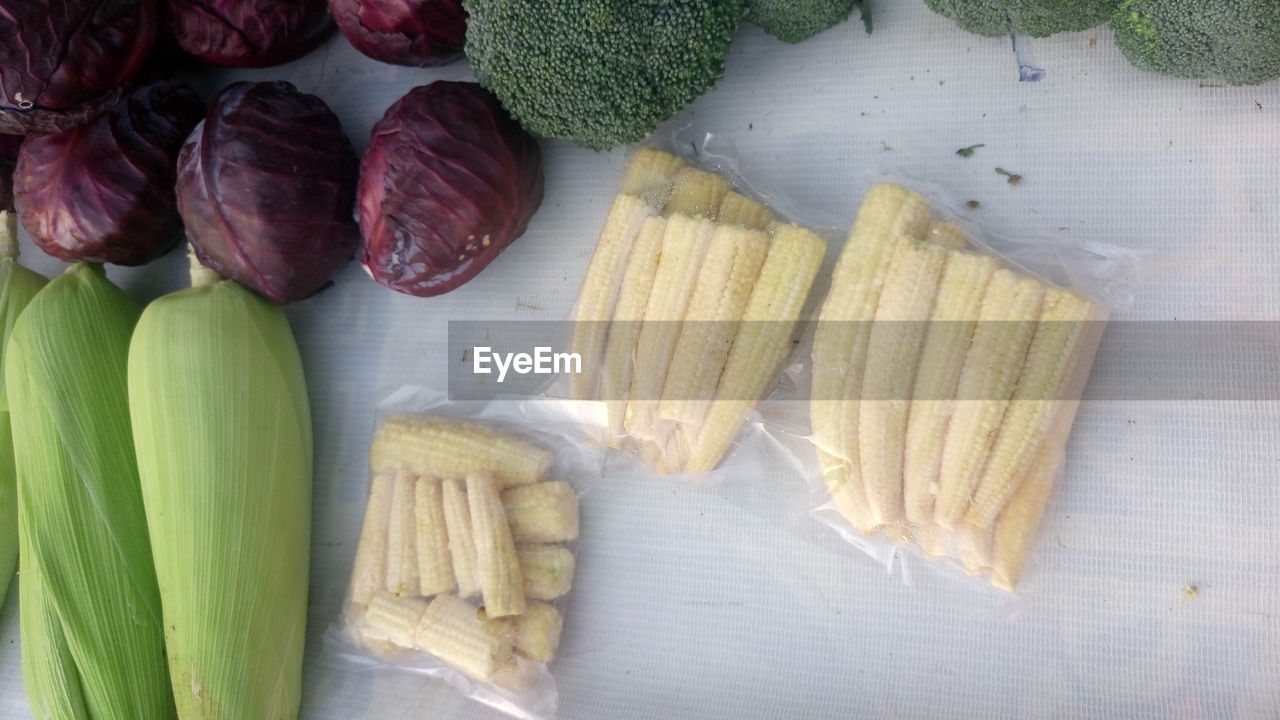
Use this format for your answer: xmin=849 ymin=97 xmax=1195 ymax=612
xmin=925 ymin=0 xmax=1120 ymax=38
xmin=1111 ymin=0 xmax=1280 ymax=86
xmin=745 ymin=0 xmax=869 ymax=44
xmin=463 ymin=0 xmax=743 ymax=151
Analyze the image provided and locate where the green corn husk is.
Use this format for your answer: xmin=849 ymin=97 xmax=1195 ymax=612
xmin=129 ymin=258 xmax=312 ymax=719
xmin=0 ymin=217 xmax=47 ymax=604
xmin=6 ymin=262 xmax=175 ymax=719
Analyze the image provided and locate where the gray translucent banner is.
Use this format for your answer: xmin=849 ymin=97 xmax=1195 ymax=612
xmin=447 ymin=321 xmax=1280 ymax=401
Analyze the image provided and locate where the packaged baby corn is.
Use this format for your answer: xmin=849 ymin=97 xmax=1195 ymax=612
xmin=807 ymin=182 xmax=1125 ymax=593
xmin=568 ymin=147 xmax=825 ymax=474
xmin=337 ymin=388 xmax=602 ymax=720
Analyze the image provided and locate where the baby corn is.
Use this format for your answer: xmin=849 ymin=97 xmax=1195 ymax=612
xmin=812 ymin=184 xmax=931 ymax=530
xmin=467 ymin=472 xmax=526 ymax=617
xmin=858 ymin=237 xmax=946 ymax=526
xmin=966 ymin=289 xmax=1097 ymax=527
xmin=514 ymin=602 xmax=563 ymax=663
xmin=416 ymin=477 xmax=455 ymax=597
xmin=902 ymin=251 xmax=998 ymax=525
xmin=387 ymin=470 xmax=420 ymax=597
xmin=934 ymin=270 xmax=1045 ymax=530
xmin=717 ymin=192 xmax=775 ymax=230
xmin=442 ymin=478 xmax=481 ymax=599
xmin=502 ymin=481 xmax=580 ymax=544
xmin=687 ymin=223 xmax=825 ymax=472
xmin=600 ymin=216 xmax=667 ymax=442
xmin=518 ymin=545 xmax=575 ymax=600
xmin=352 ymin=473 xmax=395 ymax=604
xmin=664 ymin=167 xmax=731 ymax=218
xmin=372 ymin=415 xmax=552 ymax=489
xmin=659 ymin=224 xmax=770 ymax=429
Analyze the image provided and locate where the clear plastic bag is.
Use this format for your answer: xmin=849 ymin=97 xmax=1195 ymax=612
xmin=792 ymin=177 xmax=1136 ymax=594
xmin=562 ymin=137 xmax=833 ymax=475
xmin=330 ymin=387 xmax=605 ymax=720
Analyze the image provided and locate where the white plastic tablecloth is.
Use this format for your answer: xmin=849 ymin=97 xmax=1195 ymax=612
xmin=3 ymin=2 xmax=1279 ymax=718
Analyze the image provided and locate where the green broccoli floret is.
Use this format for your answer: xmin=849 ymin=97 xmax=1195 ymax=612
xmin=462 ymin=0 xmax=743 ymax=151
xmin=1111 ymin=0 xmax=1280 ymax=85
xmin=925 ymin=0 xmax=1119 ymax=38
xmin=745 ymin=0 xmax=865 ymax=44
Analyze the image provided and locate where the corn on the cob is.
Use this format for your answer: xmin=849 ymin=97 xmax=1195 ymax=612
xmin=467 ymin=472 xmax=526 ymax=617
xmin=902 ymin=251 xmax=998 ymax=525
xmin=717 ymin=192 xmax=775 ymax=230
xmin=659 ymin=224 xmax=771 ymax=429
xmin=18 ymin=505 xmax=90 ymax=720
xmin=570 ymin=195 xmax=656 ymax=399
xmin=624 ymin=213 xmax=716 ymax=442
xmin=8 ymin=263 xmax=174 ymax=719
xmin=811 ymin=184 xmax=931 ymax=530
xmin=934 ymin=270 xmax=1045 ymax=530
xmin=518 ymin=545 xmax=575 ymax=600
xmin=351 ymin=472 xmax=395 ymax=604
xmin=989 ymin=443 xmax=1064 ymax=592
xmin=515 ymin=602 xmax=564 ymax=663
xmin=416 ymin=476 xmax=455 ymax=597
xmin=965 ymin=289 xmax=1097 ymax=527
xmin=618 ymin=148 xmax=687 ymax=206
xmin=129 ymin=261 xmax=313 ymax=719
xmin=372 ymin=415 xmax=552 ymax=489
xmin=0 ymin=244 xmax=45 ymax=604
xmin=663 ymin=167 xmax=730 ymax=218
xmin=687 ymin=223 xmax=825 ymax=472
xmin=501 ymin=481 xmax=580 ymax=544
xmin=600 ymin=216 xmax=667 ymax=442
xmin=442 ymin=478 xmax=480 ymax=599
xmin=387 ymin=470 xmax=420 ymax=597
xmin=362 ymin=592 xmax=429 ymax=648
xmin=857 ymin=237 xmax=946 ymax=526
xmin=413 ymin=593 xmax=514 ymax=681
xmin=926 ymin=221 xmax=970 ymax=250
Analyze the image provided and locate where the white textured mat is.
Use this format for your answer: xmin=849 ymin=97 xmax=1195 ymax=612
xmin=3 ymin=2 xmax=1278 ymax=718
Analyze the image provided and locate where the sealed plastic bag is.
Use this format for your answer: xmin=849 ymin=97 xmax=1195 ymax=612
xmin=803 ymin=179 xmax=1134 ymax=593
xmin=565 ymin=145 xmax=827 ymax=475
xmin=335 ymin=387 xmax=603 ymax=720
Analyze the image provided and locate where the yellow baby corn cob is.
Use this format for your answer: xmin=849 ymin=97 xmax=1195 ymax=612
xmin=902 ymin=251 xmax=999 ymax=525
xmin=467 ymin=472 xmax=526 ymax=617
xmin=659 ymin=224 xmax=770 ymax=429
xmin=572 ymin=152 xmax=687 ymax=398
xmin=663 ymin=167 xmax=730 ymax=218
xmin=811 ymin=184 xmax=931 ymax=531
xmin=362 ymin=592 xmax=429 ymax=649
xmin=413 ymin=593 xmax=514 ymax=681
xmin=966 ymin=289 xmax=1098 ymax=528
xmin=600 ymin=216 xmax=667 ymax=443
xmin=387 ymin=470 xmax=420 ymax=597
xmin=687 ymin=223 xmax=825 ymax=472
xmin=570 ymin=194 xmax=653 ymax=399
xmin=619 ymin=148 xmax=687 ymax=206
xmin=515 ymin=602 xmax=564 ymax=663
xmin=926 ymin=220 xmax=970 ymax=250
xmin=858 ymin=237 xmax=946 ymax=526
xmin=518 ymin=545 xmax=575 ymax=601
xmin=352 ymin=472 xmax=395 ymax=604
xmin=416 ymin=477 xmax=455 ymax=597
xmin=442 ymin=478 xmax=480 ymax=599
xmin=990 ymin=445 xmax=1064 ymax=592
xmin=624 ymin=213 xmax=717 ymax=441
xmin=372 ymin=415 xmax=552 ymax=489
xmin=934 ymin=270 xmax=1045 ymax=530
xmin=502 ymin=481 xmax=580 ymax=544
xmin=717 ymin=191 xmax=775 ymax=230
